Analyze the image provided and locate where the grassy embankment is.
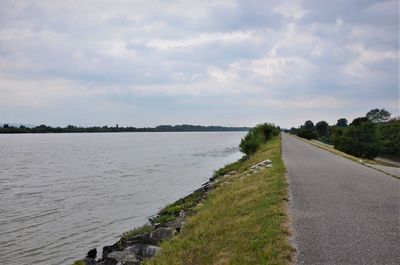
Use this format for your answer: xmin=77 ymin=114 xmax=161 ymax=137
xmin=144 ymin=136 xmax=293 ymax=265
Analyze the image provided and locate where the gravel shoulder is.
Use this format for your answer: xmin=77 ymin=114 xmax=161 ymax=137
xmin=282 ymin=133 xmax=400 ymax=265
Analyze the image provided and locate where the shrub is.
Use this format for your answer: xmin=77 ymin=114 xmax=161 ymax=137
xmin=296 ymin=129 xmax=317 ymax=140
xmin=377 ymin=118 xmax=400 ymax=159
xmin=335 ymin=136 xmax=380 ymax=159
xmin=319 ymin=136 xmax=332 ymax=145
xmin=253 ymin=123 xmax=280 ymax=140
xmin=239 ymin=130 xmax=263 ymax=156
xmin=334 ymin=121 xmax=380 ymax=159
xmin=239 ymin=123 xmax=279 ymax=156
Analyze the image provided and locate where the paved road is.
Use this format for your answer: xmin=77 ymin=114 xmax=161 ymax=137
xmin=282 ymin=133 xmax=399 ymax=265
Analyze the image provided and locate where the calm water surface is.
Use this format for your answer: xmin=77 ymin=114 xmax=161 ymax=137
xmin=0 ymin=132 xmax=246 ymax=265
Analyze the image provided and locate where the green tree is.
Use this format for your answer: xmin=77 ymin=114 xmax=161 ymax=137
xmin=377 ymin=117 xmax=400 ymax=158
xmin=316 ymin=121 xmax=329 ymax=137
xmin=334 ymin=121 xmax=380 ymax=159
xmin=366 ymin=108 xmax=391 ymax=123
xmin=350 ymin=117 xmax=369 ymax=126
xmin=336 ymin=118 xmax=348 ymax=127
xmin=304 ymin=120 xmax=314 ymax=130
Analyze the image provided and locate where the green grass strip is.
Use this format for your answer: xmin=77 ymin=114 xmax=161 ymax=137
xmin=144 ymin=136 xmax=293 ymax=265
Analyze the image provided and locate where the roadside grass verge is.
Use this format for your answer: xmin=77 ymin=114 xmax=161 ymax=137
xmin=293 ymin=134 xmax=395 ymax=166
xmin=144 ymin=136 xmax=293 ymax=265
xmin=292 ymin=134 xmax=400 ymax=179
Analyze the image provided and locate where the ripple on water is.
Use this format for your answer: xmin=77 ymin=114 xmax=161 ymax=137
xmin=0 ymin=132 xmax=246 ymax=265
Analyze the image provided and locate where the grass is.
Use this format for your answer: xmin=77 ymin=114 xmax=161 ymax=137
xmin=293 ymin=135 xmax=400 ymax=179
xmin=143 ymin=136 xmax=293 ymax=265
xmin=294 ymin=135 xmax=387 ymax=166
xmin=152 ymin=190 xmax=204 ymax=225
xmin=120 ymin=224 xmax=154 ymax=241
xmin=211 ymin=160 xmax=242 ymax=181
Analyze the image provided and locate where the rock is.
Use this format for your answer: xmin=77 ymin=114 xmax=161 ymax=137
xmin=80 ymin=248 xmax=98 ymax=265
xmin=179 ymin=210 xmax=186 ymax=218
xmin=266 ymin=164 xmax=272 ymax=168
xmin=106 ymin=251 xmax=139 ymax=265
xmin=149 ymin=227 xmax=174 ymax=243
xmin=102 ymin=246 xmax=116 ymax=259
xmin=125 ymin=233 xmax=151 ymax=245
xmin=79 ymin=258 xmax=97 ymax=265
xmin=142 ymin=245 xmax=161 ymax=258
xmin=124 ymin=244 xmax=143 ymax=256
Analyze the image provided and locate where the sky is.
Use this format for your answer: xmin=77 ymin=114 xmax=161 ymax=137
xmin=0 ymin=0 xmax=398 ymax=128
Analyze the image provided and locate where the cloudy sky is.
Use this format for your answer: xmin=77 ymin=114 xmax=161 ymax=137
xmin=0 ymin=0 xmax=398 ymax=128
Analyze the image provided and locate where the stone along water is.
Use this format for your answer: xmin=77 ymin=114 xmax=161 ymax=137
xmin=0 ymin=132 xmax=246 ymax=265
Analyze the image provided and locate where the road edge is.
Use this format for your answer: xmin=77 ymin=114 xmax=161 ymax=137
xmin=288 ymin=133 xmax=399 ymax=180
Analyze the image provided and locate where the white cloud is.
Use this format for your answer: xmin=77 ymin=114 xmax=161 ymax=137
xmin=273 ymin=1 xmax=308 ymax=20
xmin=343 ymin=44 xmax=398 ymax=78
xmin=146 ymin=31 xmax=255 ymax=50
xmin=0 ymin=0 xmax=398 ymax=127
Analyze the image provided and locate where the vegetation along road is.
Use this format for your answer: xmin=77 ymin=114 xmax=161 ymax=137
xmin=282 ymin=133 xmax=399 ymax=265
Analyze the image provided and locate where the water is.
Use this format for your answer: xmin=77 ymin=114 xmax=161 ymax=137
xmin=0 ymin=132 xmax=246 ymax=265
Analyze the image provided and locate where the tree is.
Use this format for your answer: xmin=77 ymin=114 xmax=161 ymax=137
xmin=377 ymin=117 xmax=400 ymax=158
xmin=334 ymin=121 xmax=380 ymax=159
xmin=253 ymin=123 xmax=280 ymax=141
xmin=336 ymin=118 xmax=348 ymax=127
xmin=366 ymin=108 xmax=391 ymax=123
xmin=316 ymin=121 xmax=329 ymax=137
xmin=350 ymin=117 xmax=369 ymax=126
xmin=304 ymin=120 xmax=314 ymax=130
xmin=296 ymin=129 xmax=317 ymax=140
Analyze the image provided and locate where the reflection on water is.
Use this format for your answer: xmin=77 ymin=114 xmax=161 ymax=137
xmin=0 ymin=132 xmax=245 ymax=265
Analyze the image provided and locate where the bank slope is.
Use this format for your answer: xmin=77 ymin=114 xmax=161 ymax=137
xmin=145 ymin=136 xmax=293 ymax=265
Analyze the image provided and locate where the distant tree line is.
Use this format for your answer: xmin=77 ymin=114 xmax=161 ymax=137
xmin=0 ymin=124 xmax=250 ymax=134
xmin=239 ymin=123 xmax=280 ymax=156
xmin=287 ymin=108 xmax=399 ymax=160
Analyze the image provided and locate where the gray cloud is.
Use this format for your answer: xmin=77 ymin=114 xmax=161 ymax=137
xmin=0 ymin=0 xmax=398 ymax=128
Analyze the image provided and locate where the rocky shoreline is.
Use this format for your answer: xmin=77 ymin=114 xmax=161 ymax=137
xmin=74 ymin=159 xmax=272 ymax=265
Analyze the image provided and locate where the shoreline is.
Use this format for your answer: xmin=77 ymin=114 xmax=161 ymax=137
xmin=74 ymin=156 xmax=247 ymax=265
xmin=74 ymin=135 xmax=293 ymax=265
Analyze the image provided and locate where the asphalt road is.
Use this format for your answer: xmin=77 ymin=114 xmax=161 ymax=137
xmin=282 ymin=133 xmax=399 ymax=265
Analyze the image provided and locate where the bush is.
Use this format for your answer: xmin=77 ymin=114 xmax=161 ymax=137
xmin=253 ymin=123 xmax=280 ymax=141
xmin=319 ymin=136 xmax=332 ymax=145
xmin=239 ymin=130 xmax=263 ymax=156
xmin=296 ymin=129 xmax=317 ymax=140
xmin=239 ymin=123 xmax=279 ymax=156
xmin=334 ymin=121 xmax=380 ymax=159
xmin=335 ymin=136 xmax=380 ymax=159
xmin=377 ymin=118 xmax=400 ymax=159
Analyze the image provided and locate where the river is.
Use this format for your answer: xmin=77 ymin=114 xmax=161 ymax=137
xmin=0 ymin=132 xmax=246 ymax=265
